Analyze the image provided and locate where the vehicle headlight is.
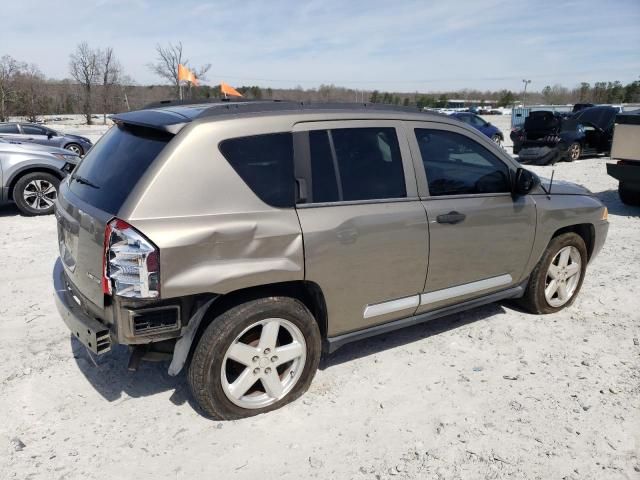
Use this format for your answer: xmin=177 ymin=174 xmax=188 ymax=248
xmin=53 ymin=153 xmax=79 ymax=162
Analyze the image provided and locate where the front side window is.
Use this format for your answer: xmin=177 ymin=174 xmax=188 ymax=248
xmin=219 ymin=133 xmax=294 ymax=208
xmin=307 ymin=127 xmax=406 ymax=203
xmin=21 ymin=125 xmax=47 ymax=135
xmin=0 ymin=123 xmax=19 ymax=134
xmin=415 ymin=129 xmax=511 ymax=196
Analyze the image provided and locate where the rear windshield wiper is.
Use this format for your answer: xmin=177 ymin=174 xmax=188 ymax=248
xmin=71 ymin=174 xmax=100 ymax=189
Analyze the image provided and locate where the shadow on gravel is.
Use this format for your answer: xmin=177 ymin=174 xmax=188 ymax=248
xmin=0 ymin=204 xmax=21 ymax=218
xmin=594 ymin=189 xmax=639 ymax=217
xmin=70 ymin=336 xmax=190 ymax=406
xmin=321 ymin=302 xmax=508 ymax=370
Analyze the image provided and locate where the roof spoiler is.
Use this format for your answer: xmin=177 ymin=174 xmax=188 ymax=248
xmin=110 ymin=109 xmax=190 ymax=134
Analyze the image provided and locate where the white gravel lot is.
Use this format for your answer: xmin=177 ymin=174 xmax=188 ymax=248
xmin=0 ymin=117 xmax=638 ymax=480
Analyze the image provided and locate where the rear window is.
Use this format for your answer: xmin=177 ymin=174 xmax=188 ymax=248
xmin=68 ymin=124 xmax=170 ymax=214
xmin=219 ymin=133 xmax=294 ymax=208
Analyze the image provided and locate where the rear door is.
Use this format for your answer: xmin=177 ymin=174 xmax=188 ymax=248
xmin=294 ymin=120 xmax=429 ymax=337
xmin=0 ymin=123 xmax=20 ymax=140
xmin=405 ymin=121 xmax=536 ymax=313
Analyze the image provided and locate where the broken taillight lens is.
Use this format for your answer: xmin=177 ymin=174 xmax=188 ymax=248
xmin=102 ymin=219 xmax=159 ymax=299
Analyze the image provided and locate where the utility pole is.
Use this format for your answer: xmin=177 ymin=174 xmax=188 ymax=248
xmin=522 ymin=79 xmax=532 ymax=106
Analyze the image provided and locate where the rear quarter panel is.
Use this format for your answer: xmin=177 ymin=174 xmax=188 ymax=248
xmin=120 ymin=116 xmax=305 ymax=300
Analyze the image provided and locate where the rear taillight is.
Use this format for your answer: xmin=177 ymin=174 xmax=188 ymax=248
xmin=102 ymin=219 xmax=159 ymax=299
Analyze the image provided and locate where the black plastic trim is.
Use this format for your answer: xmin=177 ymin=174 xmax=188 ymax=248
xmin=324 ymin=282 xmax=526 ymax=353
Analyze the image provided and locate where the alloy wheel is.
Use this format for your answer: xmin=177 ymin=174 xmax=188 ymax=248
xmin=221 ymin=318 xmax=307 ymax=409
xmin=569 ymin=143 xmax=580 ymax=161
xmin=23 ymin=179 xmax=57 ymax=211
xmin=545 ymin=246 xmax=581 ymax=307
xmin=66 ymin=144 xmax=82 ymax=155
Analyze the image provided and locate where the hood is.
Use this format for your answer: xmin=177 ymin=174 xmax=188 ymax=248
xmin=0 ymin=139 xmax=80 ymax=162
xmin=532 ymin=177 xmax=592 ymax=196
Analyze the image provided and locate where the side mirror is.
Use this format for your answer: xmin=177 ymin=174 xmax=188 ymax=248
xmin=47 ymin=132 xmax=54 ymax=139
xmin=513 ymin=168 xmax=540 ymax=196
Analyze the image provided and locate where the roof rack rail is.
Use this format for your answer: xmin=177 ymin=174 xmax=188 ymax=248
xmin=142 ymin=98 xmax=280 ymax=110
xmin=194 ymin=101 xmax=432 ymax=120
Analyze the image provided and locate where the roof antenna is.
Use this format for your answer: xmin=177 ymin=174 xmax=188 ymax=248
xmin=547 ymin=169 xmax=555 ymax=198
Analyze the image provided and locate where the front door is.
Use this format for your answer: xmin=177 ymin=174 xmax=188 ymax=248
xmin=294 ymin=121 xmax=429 ymax=336
xmin=405 ymin=122 xmax=537 ymax=313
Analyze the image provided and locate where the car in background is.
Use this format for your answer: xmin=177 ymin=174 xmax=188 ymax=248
xmin=450 ymin=112 xmax=504 ymax=145
xmin=0 ymin=138 xmax=79 ymax=215
xmin=607 ymin=110 xmax=640 ymax=206
xmin=512 ymin=106 xmax=618 ymax=165
xmin=0 ymin=122 xmax=93 ymax=156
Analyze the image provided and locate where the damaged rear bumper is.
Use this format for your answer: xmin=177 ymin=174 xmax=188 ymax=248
xmin=54 ymin=258 xmax=112 ymax=355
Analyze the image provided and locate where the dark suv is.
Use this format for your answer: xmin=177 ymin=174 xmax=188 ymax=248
xmin=512 ymin=106 xmax=618 ymax=165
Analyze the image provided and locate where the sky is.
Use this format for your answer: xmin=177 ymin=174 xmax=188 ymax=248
xmin=1 ymin=0 xmax=639 ymax=93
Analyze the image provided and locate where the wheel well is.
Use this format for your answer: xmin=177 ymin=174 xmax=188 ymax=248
xmin=7 ymin=167 xmax=64 ymax=201
xmin=551 ymin=223 xmax=595 ymax=259
xmin=196 ymin=281 xmax=328 ymax=340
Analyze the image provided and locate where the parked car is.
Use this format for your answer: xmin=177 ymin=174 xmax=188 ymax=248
xmin=512 ymin=106 xmax=618 ymax=165
xmin=606 ymin=110 xmax=640 ymax=206
xmin=0 ymin=138 xmax=79 ymax=215
xmin=53 ymin=101 xmax=608 ymax=419
xmin=450 ymin=112 xmax=504 ymax=144
xmin=0 ymin=122 xmax=93 ymax=155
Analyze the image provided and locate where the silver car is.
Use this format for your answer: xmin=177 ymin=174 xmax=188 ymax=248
xmin=53 ymin=101 xmax=609 ymax=419
xmin=0 ymin=138 xmax=79 ymax=215
xmin=0 ymin=122 xmax=93 ymax=156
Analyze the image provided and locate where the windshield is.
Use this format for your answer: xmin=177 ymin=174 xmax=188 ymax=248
xmin=68 ymin=124 xmax=172 ymax=214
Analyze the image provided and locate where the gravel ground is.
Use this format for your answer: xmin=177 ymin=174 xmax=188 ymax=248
xmin=0 ymin=120 xmax=638 ymax=479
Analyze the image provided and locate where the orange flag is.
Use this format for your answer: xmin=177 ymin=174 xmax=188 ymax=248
xmin=221 ymin=81 xmax=243 ymax=97
xmin=178 ymin=64 xmax=190 ymax=82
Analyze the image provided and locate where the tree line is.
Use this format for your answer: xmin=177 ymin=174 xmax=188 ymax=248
xmin=1 ymin=41 xmax=638 ymax=124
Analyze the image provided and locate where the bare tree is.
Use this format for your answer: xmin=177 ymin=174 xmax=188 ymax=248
xmin=0 ymin=55 xmax=23 ymax=121
xmin=147 ymin=42 xmax=211 ymax=97
xmin=14 ymin=64 xmax=48 ymax=122
xmin=100 ymin=47 xmax=122 ymax=124
xmin=69 ymin=42 xmax=101 ymax=124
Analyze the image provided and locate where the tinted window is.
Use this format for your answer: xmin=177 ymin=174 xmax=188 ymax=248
xmin=219 ymin=133 xmax=294 ymax=208
xmin=21 ymin=125 xmax=47 ymax=135
xmin=0 ymin=124 xmax=19 ymax=134
xmin=307 ymin=127 xmax=406 ymax=202
xmin=68 ymin=124 xmax=170 ymax=214
xmin=415 ymin=129 xmax=511 ymax=196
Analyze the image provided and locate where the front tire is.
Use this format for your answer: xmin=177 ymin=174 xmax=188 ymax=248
xmin=566 ymin=142 xmax=581 ymax=162
xmin=188 ymin=297 xmax=321 ymax=419
xmin=491 ymin=134 xmax=502 ymax=146
xmin=618 ymin=182 xmax=640 ymax=206
xmin=518 ymin=233 xmax=587 ymax=314
xmin=13 ymin=172 xmax=60 ymax=216
xmin=64 ymin=143 xmax=84 ymax=155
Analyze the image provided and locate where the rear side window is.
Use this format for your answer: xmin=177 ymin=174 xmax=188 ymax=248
xmin=415 ymin=129 xmax=511 ymax=196
xmin=307 ymin=127 xmax=406 ymax=203
xmin=68 ymin=124 xmax=170 ymax=214
xmin=219 ymin=133 xmax=294 ymax=208
xmin=0 ymin=124 xmax=19 ymax=134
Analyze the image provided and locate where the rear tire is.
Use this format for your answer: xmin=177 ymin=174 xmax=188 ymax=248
xmin=618 ymin=182 xmax=640 ymax=206
xmin=188 ymin=297 xmax=321 ymax=420
xmin=518 ymin=233 xmax=587 ymax=314
xmin=13 ymin=172 xmax=60 ymax=216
